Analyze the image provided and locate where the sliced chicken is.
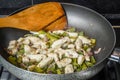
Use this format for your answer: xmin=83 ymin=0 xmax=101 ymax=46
xmin=17 ymin=37 xmax=24 ymax=43
xmin=65 ymin=49 xmax=79 ymax=58
xmin=32 ymin=40 xmax=47 ymax=49
xmin=77 ymin=55 xmax=85 ymax=65
xmin=22 ymin=38 xmax=30 ymax=45
xmin=22 ymin=56 xmax=30 ymax=63
xmin=67 ymin=32 xmax=78 ymax=38
xmin=26 ymin=36 xmax=40 ymax=43
xmin=8 ymin=40 xmax=17 ymax=49
xmin=10 ymin=48 xmax=18 ymax=55
xmin=56 ymin=58 xmax=72 ymax=68
xmin=65 ymin=64 xmax=74 ymax=74
xmin=67 ymin=44 xmax=75 ymax=49
xmin=51 ymin=37 xmax=70 ymax=48
xmin=47 ymin=53 xmax=59 ymax=62
xmin=36 ymin=49 xmax=47 ymax=54
xmin=75 ymin=37 xmax=82 ymax=51
xmin=78 ymin=36 xmax=91 ymax=44
xmin=85 ymin=54 xmax=90 ymax=61
xmin=53 ymin=30 xmax=65 ymax=34
xmin=26 ymin=54 xmax=46 ymax=62
xmin=37 ymin=57 xmax=53 ymax=68
xmin=54 ymin=48 xmax=65 ymax=59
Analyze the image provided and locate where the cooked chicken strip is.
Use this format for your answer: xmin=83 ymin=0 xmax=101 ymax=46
xmin=77 ymin=55 xmax=85 ymax=65
xmin=67 ymin=32 xmax=78 ymax=38
xmin=37 ymin=57 xmax=53 ymax=68
xmin=78 ymin=36 xmax=91 ymax=44
xmin=65 ymin=49 xmax=79 ymax=58
xmin=65 ymin=64 xmax=74 ymax=74
xmin=51 ymin=37 xmax=70 ymax=48
xmin=26 ymin=54 xmax=46 ymax=62
xmin=75 ymin=37 xmax=82 ymax=51
xmin=53 ymin=30 xmax=65 ymax=34
xmin=56 ymin=58 xmax=72 ymax=68
xmin=22 ymin=56 xmax=30 ymax=63
xmin=47 ymin=53 xmax=59 ymax=62
xmin=8 ymin=40 xmax=17 ymax=49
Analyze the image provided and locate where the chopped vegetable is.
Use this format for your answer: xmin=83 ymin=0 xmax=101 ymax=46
xmin=85 ymin=61 xmax=93 ymax=67
xmin=91 ymin=39 xmax=96 ymax=45
xmin=33 ymin=66 xmax=44 ymax=73
xmin=90 ymin=56 xmax=96 ymax=64
xmin=66 ymin=27 xmax=76 ymax=32
xmin=79 ymin=31 xmax=84 ymax=36
xmin=81 ymin=63 xmax=87 ymax=70
xmin=47 ymin=63 xmax=56 ymax=73
xmin=17 ymin=56 xmax=22 ymax=63
xmin=56 ymin=69 xmax=62 ymax=74
xmin=38 ymin=30 xmax=46 ymax=34
xmin=8 ymin=56 xmax=17 ymax=65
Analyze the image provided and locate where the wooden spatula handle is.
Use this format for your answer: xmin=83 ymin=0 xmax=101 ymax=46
xmin=0 ymin=17 xmax=14 ymax=27
xmin=0 ymin=17 xmax=27 ymax=30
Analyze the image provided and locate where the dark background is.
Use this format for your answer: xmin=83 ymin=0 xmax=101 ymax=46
xmin=0 ymin=0 xmax=120 ymax=14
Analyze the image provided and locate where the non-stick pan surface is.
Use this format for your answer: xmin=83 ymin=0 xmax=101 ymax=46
xmin=0 ymin=3 xmax=116 ymax=80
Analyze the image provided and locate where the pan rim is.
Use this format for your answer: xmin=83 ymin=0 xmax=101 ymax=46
xmin=0 ymin=2 xmax=116 ymax=77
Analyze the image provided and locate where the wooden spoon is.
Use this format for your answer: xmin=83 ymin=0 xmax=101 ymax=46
xmin=0 ymin=2 xmax=67 ymax=31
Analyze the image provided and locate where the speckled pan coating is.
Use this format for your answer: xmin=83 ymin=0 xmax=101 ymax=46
xmin=0 ymin=55 xmax=105 ymax=80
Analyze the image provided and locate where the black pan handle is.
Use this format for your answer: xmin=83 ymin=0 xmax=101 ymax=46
xmin=109 ymin=48 xmax=120 ymax=63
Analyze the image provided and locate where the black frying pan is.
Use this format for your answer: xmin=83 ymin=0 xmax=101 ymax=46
xmin=0 ymin=2 xmax=116 ymax=80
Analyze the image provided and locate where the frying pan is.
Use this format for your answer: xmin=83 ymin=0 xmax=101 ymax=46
xmin=0 ymin=2 xmax=116 ymax=80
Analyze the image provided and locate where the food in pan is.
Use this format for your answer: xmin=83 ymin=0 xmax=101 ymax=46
xmin=7 ymin=27 xmax=96 ymax=74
